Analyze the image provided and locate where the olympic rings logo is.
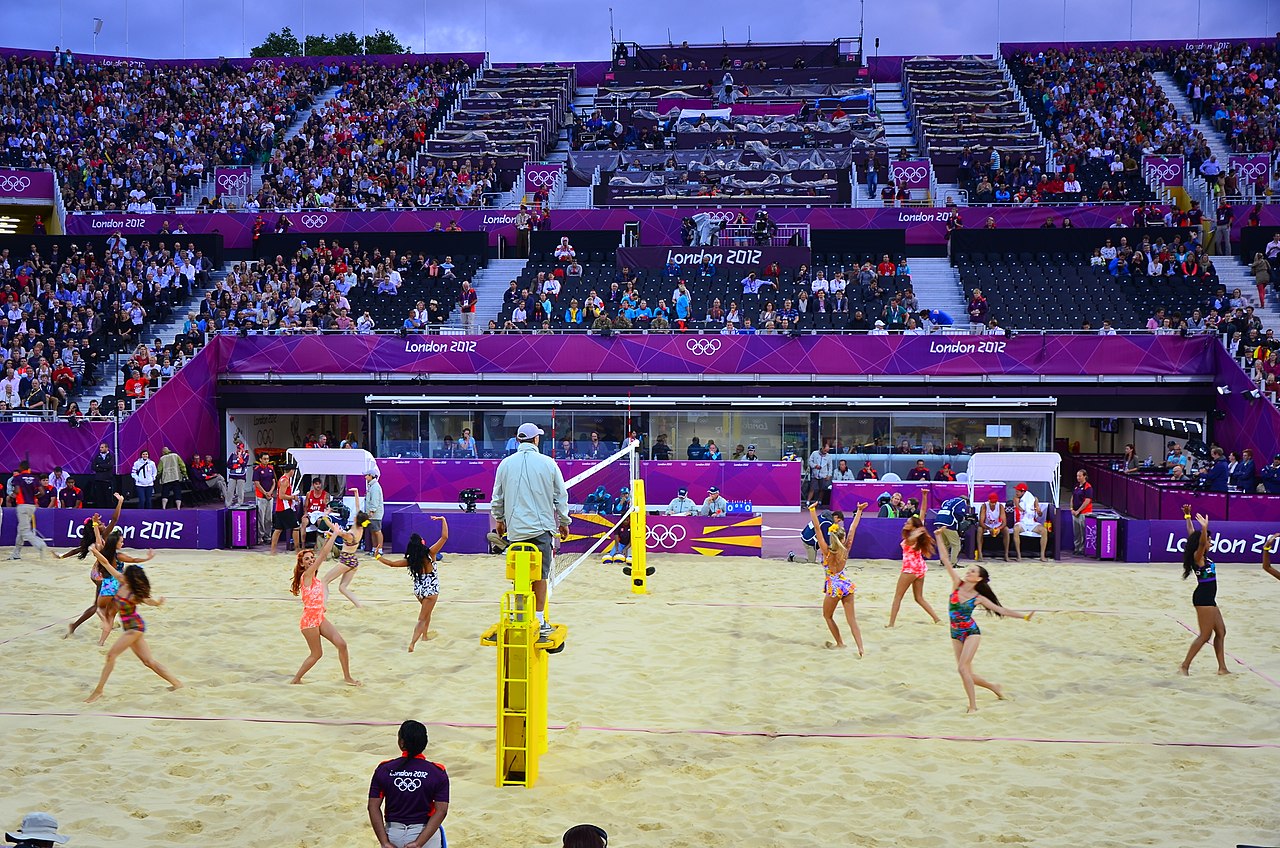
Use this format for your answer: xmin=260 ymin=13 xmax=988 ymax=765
xmin=704 ymin=210 xmax=738 ymax=222
xmin=216 ymin=172 xmax=250 ymax=193
xmin=1147 ymin=162 xmax=1182 ymax=181
xmin=300 ymin=214 xmax=329 ymax=229
xmin=686 ymin=338 xmax=722 ymax=356
xmin=0 ymin=175 xmax=32 ymax=193
xmin=646 ymin=524 xmax=687 ymax=549
xmin=1236 ymin=160 xmax=1270 ymax=181
xmin=525 ymin=168 xmax=561 ymax=188
xmin=393 ymin=777 xmax=422 ymax=791
xmin=892 ymin=165 xmax=927 ymax=183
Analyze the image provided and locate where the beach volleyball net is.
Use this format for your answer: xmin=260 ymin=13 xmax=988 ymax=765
xmin=549 ymin=439 xmax=645 ymax=590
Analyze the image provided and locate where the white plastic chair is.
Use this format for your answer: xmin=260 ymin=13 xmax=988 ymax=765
xmin=956 ymin=472 xmax=970 ymax=483
xmin=881 ymin=472 xmax=902 ymax=482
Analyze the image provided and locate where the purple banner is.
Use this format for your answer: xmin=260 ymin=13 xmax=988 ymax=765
xmin=1143 ymin=155 xmax=1185 ymax=187
xmin=387 ymin=508 xmax=489 ymax=555
xmin=0 ymin=506 xmax=223 ymax=549
xmin=1127 ymin=519 xmax=1280 ymax=563
xmin=66 ymin=203 xmax=1280 ymax=250
xmin=1228 ymin=153 xmax=1271 ymax=188
xmin=0 ymin=420 xmax=114 ymax=476
xmin=830 ymin=482 xmax=1004 ymax=513
xmin=889 ymin=159 xmax=931 ymax=190
xmin=522 ymin=163 xmax=563 ymax=195
xmin=0 ymin=168 xmax=55 ymax=200
xmin=565 ymin=513 xmax=762 ymax=557
xmin=643 ymin=461 xmax=798 ymax=508
xmin=217 ymin=334 xmax=1219 ymax=379
xmin=214 ymin=166 xmax=252 ymax=197
xmin=616 ymin=245 xmax=812 ymax=271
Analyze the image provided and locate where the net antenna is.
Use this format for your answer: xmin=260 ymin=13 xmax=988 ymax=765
xmin=549 ymin=438 xmax=643 ymax=591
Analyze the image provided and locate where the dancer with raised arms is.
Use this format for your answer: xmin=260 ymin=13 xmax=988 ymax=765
xmin=808 ymin=501 xmax=867 ymax=655
xmin=886 ymin=491 xmax=943 ymax=627
xmin=88 ymin=525 xmax=155 ymax=645
xmin=377 ymin=517 xmax=449 ymax=653
xmin=60 ymin=493 xmax=123 ymax=638
xmin=1178 ymin=507 xmax=1229 ymax=676
xmin=322 ymin=488 xmax=372 ymax=608
xmin=85 ymin=546 xmax=181 ymax=702
xmin=291 ymin=527 xmax=361 ymax=686
xmin=938 ymin=545 xmax=1035 ymax=713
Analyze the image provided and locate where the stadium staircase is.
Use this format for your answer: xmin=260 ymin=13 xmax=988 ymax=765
xmin=74 ymin=268 xmax=229 ymax=412
xmin=446 ymin=257 xmax=528 ymax=330
xmin=1152 ymin=71 xmax=1234 ymax=166
xmin=874 ymin=82 xmax=918 ymax=159
xmin=1216 ymin=257 xmax=1280 ymax=336
xmin=547 ymin=86 xmax=597 ymax=208
xmin=907 ymin=257 xmax=969 ymax=324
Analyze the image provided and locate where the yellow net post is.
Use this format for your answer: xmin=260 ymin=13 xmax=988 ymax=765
xmin=481 ymin=542 xmax=565 ymax=788
xmin=629 ymin=479 xmax=649 ymax=594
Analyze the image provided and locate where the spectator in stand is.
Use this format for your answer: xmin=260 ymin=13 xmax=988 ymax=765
xmin=91 ymin=442 xmax=115 ymax=507
xmin=1199 ymin=447 xmax=1230 ymax=493
xmin=554 ymin=238 xmax=576 ymax=262
xmin=131 ymin=449 xmax=158 ymax=510
xmin=58 ymin=476 xmax=83 ymax=508
xmin=195 ymin=454 xmax=229 ymax=503
xmin=1261 ymin=454 xmax=1280 ymax=494
xmin=157 ymin=447 xmax=188 ymax=510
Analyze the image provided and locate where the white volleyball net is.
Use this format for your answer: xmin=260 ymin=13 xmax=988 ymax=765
xmin=549 ymin=439 xmax=644 ymax=590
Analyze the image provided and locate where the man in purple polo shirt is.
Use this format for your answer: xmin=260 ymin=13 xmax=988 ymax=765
xmin=368 ymin=720 xmax=449 ymax=848
xmin=11 ymin=461 xmax=48 ymax=560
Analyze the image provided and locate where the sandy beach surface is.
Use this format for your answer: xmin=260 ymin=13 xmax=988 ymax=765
xmin=2 ymin=546 xmax=1278 ymax=847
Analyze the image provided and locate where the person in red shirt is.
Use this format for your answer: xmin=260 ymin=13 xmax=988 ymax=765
xmin=124 ymin=369 xmax=148 ymax=401
xmin=270 ymin=467 xmax=298 ymax=556
xmin=876 ymin=254 xmax=897 ymax=277
xmin=856 ymin=461 xmax=878 ymax=480
xmin=301 ymin=478 xmax=330 ymax=550
xmin=52 ymin=362 xmax=75 ymax=393
xmin=935 ymin=462 xmax=957 ymax=482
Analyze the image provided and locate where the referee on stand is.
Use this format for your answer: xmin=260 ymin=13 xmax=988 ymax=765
xmin=491 ymin=422 xmax=570 ymax=641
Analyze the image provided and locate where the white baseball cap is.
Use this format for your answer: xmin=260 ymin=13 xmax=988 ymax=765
xmin=517 ymin=423 xmax=544 ymax=439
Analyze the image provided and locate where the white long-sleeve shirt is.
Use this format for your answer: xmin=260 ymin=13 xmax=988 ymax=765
xmin=131 ymin=458 xmax=157 ymax=487
xmin=491 ymin=443 xmax=569 ymax=541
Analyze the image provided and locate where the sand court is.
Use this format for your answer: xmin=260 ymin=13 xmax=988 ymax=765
xmin=2 ymin=549 xmax=1278 ymax=847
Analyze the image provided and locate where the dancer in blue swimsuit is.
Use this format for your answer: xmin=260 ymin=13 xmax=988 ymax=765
xmin=939 ymin=544 xmax=1034 ymax=713
xmin=1179 ymin=508 xmax=1230 ymax=676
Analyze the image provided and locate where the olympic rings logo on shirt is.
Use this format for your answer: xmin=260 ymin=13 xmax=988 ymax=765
xmin=686 ymin=338 xmax=722 ymax=356
xmin=393 ymin=777 xmax=422 ymax=791
xmin=525 ymin=168 xmax=561 ymax=188
xmin=892 ymin=165 xmax=927 ymax=183
xmin=1235 ymin=160 xmax=1270 ymax=181
xmin=300 ymin=214 xmax=330 ymax=229
xmin=647 ymin=524 xmax=687 ymax=549
xmin=216 ymin=172 xmax=250 ymax=192
xmin=1147 ymin=162 xmax=1182 ymax=181
xmin=0 ymin=175 xmax=32 ymax=193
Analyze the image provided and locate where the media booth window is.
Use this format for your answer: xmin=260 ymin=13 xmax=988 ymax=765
xmin=373 ymin=412 xmax=423 ymax=458
xmin=819 ymin=415 xmax=892 ymax=453
xmin=889 ymin=415 xmax=945 ymax=455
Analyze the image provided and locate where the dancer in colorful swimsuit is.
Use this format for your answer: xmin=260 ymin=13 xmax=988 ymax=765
xmin=1178 ymin=507 xmax=1229 ymax=676
xmin=808 ymin=501 xmax=867 ymax=654
xmin=377 ymin=517 xmax=449 ymax=653
xmin=292 ymin=527 xmax=361 ymax=686
xmin=322 ymin=489 xmax=371 ymax=608
xmin=85 ymin=547 xmax=182 ymax=702
xmin=887 ymin=491 xmax=942 ymax=627
xmin=60 ymin=493 xmax=123 ymax=638
xmin=89 ymin=526 xmax=155 ymax=646
xmin=939 ymin=544 xmax=1034 ymax=713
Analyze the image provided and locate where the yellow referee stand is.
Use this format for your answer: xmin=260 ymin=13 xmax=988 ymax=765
xmin=480 ymin=542 xmax=566 ymax=788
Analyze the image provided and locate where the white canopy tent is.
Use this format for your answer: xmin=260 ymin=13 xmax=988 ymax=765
xmin=966 ymin=452 xmax=1062 ymax=507
xmin=286 ymin=448 xmax=380 ymax=478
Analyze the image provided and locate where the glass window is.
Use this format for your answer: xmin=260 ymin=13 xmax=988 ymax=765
xmin=565 ymin=411 xmax=629 ymax=459
xmin=1006 ymin=416 xmax=1045 ymax=452
xmin=481 ymin=409 xmax=555 ymax=457
xmin=890 ymin=415 xmax=945 ymax=456
xmin=782 ymin=413 xmax=809 ymax=461
xmin=819 ymin=414 xmax=891 ymax=453
xmin=427 ymin=413 xmax=478 ymax=458
xmin=373 ymin=411 xmax=422 ymax=458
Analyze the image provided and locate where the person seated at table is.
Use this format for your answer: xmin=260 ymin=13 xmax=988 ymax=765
xmin=907 ymin=459 xmax=931 ymax=481
xmin=934 ymin=462 xmax=957 ymax=482
xmin=666 ymin=487 xmax=697 ymax=515
xmin=832 ymin=459 xmax=856 ymax=481
xmin=1169 ymin=465 xmax=1192 ymax=486
xmin=1165 ymin=442 xmax=1189 ymax=472
xmin=611 ymin=486 xmax=632 ymax=515
xmin=857 ymin=460 xmax=878 ymax=480
xmin=699 ymin=485 xmax=728 ymax=517
xmin=583 ymin=485 xmax=611 ymax=514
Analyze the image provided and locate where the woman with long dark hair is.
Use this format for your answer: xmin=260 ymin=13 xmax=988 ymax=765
xmin=887 ymin=491 xmax=942 ymax=627
xmin=90 ymin=524 xmax=155 ymax=645
xmin=60 ymin=493 xmax=123 ymax=638
xmin=939 ymin=550 xmax=1034 ymax=712
xmin=291 ymin=528 xmax=360 ymax=686
xmin=377 ymin=518 xmax=449 ymax=652
xmin=84 ymin=547 xmax=182 ymax=702
xmin=1179 ymin=508 xmax=1229 ymax=676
